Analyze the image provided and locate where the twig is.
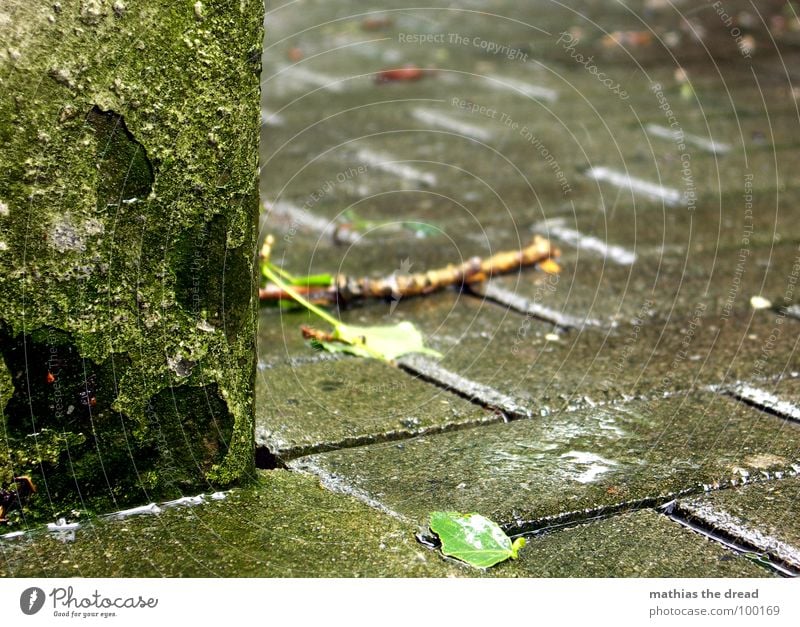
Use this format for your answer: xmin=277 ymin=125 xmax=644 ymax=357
xmin=300 ymin=325 xmax=335 ymax=342
xmin=260 ymin=236 xmax=559 ymax=306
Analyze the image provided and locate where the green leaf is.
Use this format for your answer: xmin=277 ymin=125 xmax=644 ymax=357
xmin=429 ymin=511 xmax=526 ymax=569
xmin=316 ymin=321 xmax=442 ymax=361
xmin=261 ymin=263 xmax=440 ymax=362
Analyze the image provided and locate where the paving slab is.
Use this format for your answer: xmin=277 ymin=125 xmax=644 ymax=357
xmin=672 ymin=477 xmax=800 ymax=572
xmin=527 ymin=186 xmax=800 ymax=257
xmin=259 ymin=306 xmax=325 ymax=368
xmin=262 ymin=162 xmax=800 ymax=327
xmin=436 ymin=303 xmax=800 ymax=408
xmin=261 ymin=135 xmax=800 ymax=297
xmin=534 ymin=61 xmax=800 ymax=124
xmin=263 ymin=20 xmax=800 ymax=251
xmin=261 ymin=0 xmax=800 ymax=302
xmin=290 ymin=393 xmax=800 ymax=531
xmin=0 ymin=471 xmax=461 ymax=578
xmin=481 ymin=241 xmax=800 ymax=324
xmin=263 ymin=96 xmax=800 ymax=235
xmin=495 ymin=509 xmax=770 ymax=578
xmin=263 ymin=1 xmax=796 ymax=113
xmin=256 ymin=359 xmax=499 ymax=459
xmin=260 ymin=284 xmax=800 ymax=409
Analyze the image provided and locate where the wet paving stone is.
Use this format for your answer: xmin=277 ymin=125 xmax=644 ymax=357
xmin=530 ymin=187 xmax=800 ymax=256
xmin=253 ymin=0 xmax=800 ymax=578
xmin=264 ymin=101 xmax=800 ymax=238
xmin=264 ymin=1 xmax=795 ymax=98
xmin=672 ymin=477 xmax=800 ymax=572
xmin=261 ymin=137 xmax=800 ymax=291
xmin=265 ymin=11 xmax=797 ymax=186
xmin=397 ymin=353 xmax=533 ymax=419
xmin=258 ymin=306 xmax=323 ymax=368
xmin=289 ymin=393 xmax=800 ymax=531
xmin=263 ymin=11 xmax=800 ymax=250
xmin=262 ymin=0 xmax=800 ymax=305
xmin=257 ymin=358 xmax=498 ymax=459
xmin=261 ymin=123 xmax=800 ymax=326
xmin=260 ymin=284 xmax=800 ymax=410
xmin=430 ymin=312 xmax=800 ymax=410
xmin=496 ymin=509 xmax=770 ymax=577
xmin=482 ymin=241 xmax=800 ymax=325
xmin=260 ymin=200 xmax=800 ymax=336
xmin=0 ymin=471 xmax=462 ymax=577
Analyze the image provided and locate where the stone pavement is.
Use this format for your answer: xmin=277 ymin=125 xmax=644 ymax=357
xmin=4 ymin=0 xmax=800 ymax=577
xmin=253 ymin=0 xmax=800 ymax=577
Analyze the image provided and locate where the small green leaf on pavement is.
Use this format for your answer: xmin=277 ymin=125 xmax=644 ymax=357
xmin=318 ymin=321 xmax=442 ymax=361
xmin=429 ymin=511 xmax=526 ymax=569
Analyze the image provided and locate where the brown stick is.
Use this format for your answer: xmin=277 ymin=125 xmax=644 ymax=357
xmin=260 ymin=236 xmax=559 ymax=305
xmin=300 ymin=325 xmax=335 ymax=342
xmin=259 ymin=285 xmax=336 ymax=304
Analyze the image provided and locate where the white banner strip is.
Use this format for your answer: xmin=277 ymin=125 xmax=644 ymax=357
xmin=1 ymin=578 xmax=798 ymax=626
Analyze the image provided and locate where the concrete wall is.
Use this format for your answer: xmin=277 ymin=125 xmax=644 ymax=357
xmin=0 ymin=0 xmax=263 ymax=521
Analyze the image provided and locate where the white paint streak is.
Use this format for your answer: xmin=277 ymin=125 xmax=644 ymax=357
xmin=411 ymin=107 xmax=492 ymax=141
xmin=263 ymin=200 xmax=365 ymax=245
xmin=47 ymin=519 xmax=80 ymax=532
xmin=356 ymin=148 xmax=437 ymax=186
xmin=646 ymin=123 xmax=730 ymax=155
xmin=587 ymin=166 xmax=682 ymax=205
xmin=536 ymin=218 xmax=636 ymax=265
xmin=265 ymin=200 xmax=334 ymax=235
xmin=5 ymin=490 xmax=233 ymax=541
xmin=0 ymin=530 xmax=24 ymax=539
xmin=289 ymin=459 xmax=410 ymax=523
xmin=280 ymin=65 xmax=345 ymax=92
xmin=162 ymin=495 xmax=205 ymax=508
xmin=488 ymin=76 xmax=558 ymax=103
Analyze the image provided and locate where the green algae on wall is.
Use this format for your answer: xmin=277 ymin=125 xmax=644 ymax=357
xmin=0 ymin=0 xmax=263 ymax=523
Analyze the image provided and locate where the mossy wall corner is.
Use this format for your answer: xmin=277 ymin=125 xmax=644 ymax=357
xmin=0 ymin=0 xmax=264 ymax=523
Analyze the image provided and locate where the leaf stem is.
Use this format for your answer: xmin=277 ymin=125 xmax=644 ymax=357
xmin=264 ymin=262 xmax=296 ymax=283
xmin=261 ymin=264 xmax=341 ymax=328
